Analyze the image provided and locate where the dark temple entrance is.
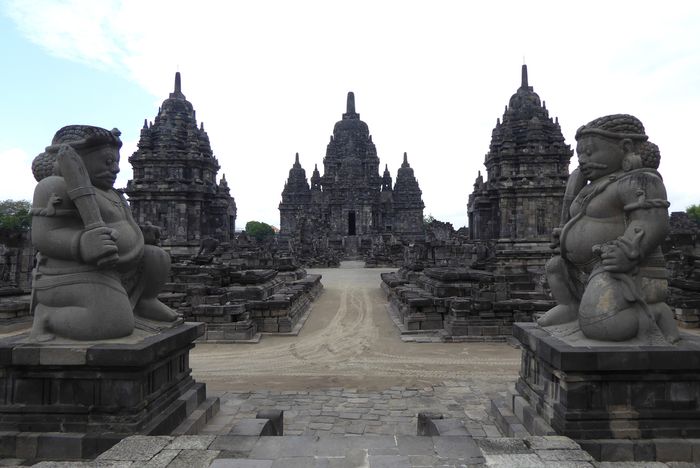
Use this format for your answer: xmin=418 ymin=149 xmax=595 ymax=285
xmin=348 ymin=211 xmax=356 ymax=236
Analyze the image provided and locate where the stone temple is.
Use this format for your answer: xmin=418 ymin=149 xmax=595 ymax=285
xmin=279 ymin=92 xmax=424 ymax=257
xmin=125 ymin=72 xmax=236 ymax=253
xmin=467 ymin=64 xmax=572 ymax=273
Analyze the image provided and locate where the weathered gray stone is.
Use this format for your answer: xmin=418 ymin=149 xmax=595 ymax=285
xmin=432 ymin=435 xmax=482 ymax=461
xmin=125 ymin=72 xmax=236 ymax=250
xmin=513 ymin=323 xmax=700 ymax=440
xmin=139 ymin=449 xmax=180 ymax=468
xmin=525 ymin=436 xmax=580 ymax=451
xmin=279 ymin=92 xmax=425 ymax=264
xmin=270 ymin=457 xmax=317 ymax=468
xmin=366 ymin=454 xmax=411 ymax=467
xmin=538 ymin=114 xmax=679 ymax=344
xmin=166 ymin=449 xmax=220 ymax=468
xmin=32 ymin=462 xmax=133 ymax=468
xmin=482 ymin=453 xmax=543 ymax=466
xmin=29 ymin=125 xmax=180 ymax=341
xmin=210 ymin=460 xmax=273 ymax=468
xmin=165 ymin=435 xmax=216 ymax=450
xmin=536 ymin=449 xmax=593 ymax=462
xmin=248 ymin=436 xmax=317 ymax=459
xmin=97 ymin=436 xmax=173 ymax=461
xmin=477 ymin=437 xmax=531 ymax=454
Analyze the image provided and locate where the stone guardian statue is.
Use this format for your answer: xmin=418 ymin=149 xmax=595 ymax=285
xmin=538 ymin=114 xmax=680 ymax=344
xmin=29 ymin=125 xmax=179 ymax=341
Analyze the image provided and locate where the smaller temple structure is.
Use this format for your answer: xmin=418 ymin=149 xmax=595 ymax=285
xmin=467 ymin=64 xmax=572 ymax=275
xmin=125 ymin=72 xmax=236 ymax=253
xmin=381 ymin=65 xmax=566 ymax=340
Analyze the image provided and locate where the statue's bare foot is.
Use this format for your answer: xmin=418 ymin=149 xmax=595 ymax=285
xmin=537 ymin=304 xmax=578 ymax=327
xmin=649 ymin=302 xmax=681 ymax=344
xmin=134 ymin=299 xmax=180 ymax=322
xmin=32 ymin=333 xmax=55 ymax=342
xmin=29 ymin=305 xmax=55 ymax=342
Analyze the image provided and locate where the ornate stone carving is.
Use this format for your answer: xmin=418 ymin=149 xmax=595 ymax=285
xmin=538 ymin=114 xmax=680 ymax=344
xmin=29 ymin=125 xmax=180 ymax=341
xmin=279 ymin=92 xmax=425 ymax=259
xmin=125 ymin=73 xmax=236 ymax=251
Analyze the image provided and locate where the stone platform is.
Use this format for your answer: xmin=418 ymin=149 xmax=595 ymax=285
xmin=0 ymin=322 xmax=211 ymax=460
xmin=162 ymin=264 xmax=323 ymax=341
xmin=381 ymin=267 xmax=549 ymax=341
xmin=509 ymin=322 xmax=700 ymax=462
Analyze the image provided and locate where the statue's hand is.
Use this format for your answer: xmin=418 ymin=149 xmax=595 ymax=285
xmin=597 ymin=240 xmax=638 ymax=273
xmin=550 ymin=228 xmax=562 ymax=252
xmin=80 ymin=226 xmax=120 ymax=267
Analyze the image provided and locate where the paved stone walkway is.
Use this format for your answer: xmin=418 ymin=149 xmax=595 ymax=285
xmin=201 ymin=381 xmax=504 ymax=438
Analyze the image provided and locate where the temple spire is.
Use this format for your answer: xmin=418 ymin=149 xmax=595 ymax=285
xmin=402 ymin=152 xmax=409 ymax=168
xmin=347 ymin=92 xmax=355 ymax=114
xmin=175 ymin=72 xmax=182 ymax=94
xmin=521 ymin=64 xmax=528 ymax=88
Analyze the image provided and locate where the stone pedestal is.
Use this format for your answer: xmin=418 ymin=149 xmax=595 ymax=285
xmin=0 ymin=322 xmax=207 ymax=460
xmin=513 ymin=322 xmax=700 ymax=442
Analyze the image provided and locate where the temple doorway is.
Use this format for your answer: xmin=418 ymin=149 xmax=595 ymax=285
xmin=348 ymin=211 xmax=356 ymax=236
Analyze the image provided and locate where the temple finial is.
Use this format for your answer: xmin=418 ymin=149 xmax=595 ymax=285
xmin=402 ymin=152 xmax=409 ymax=168
xmin=521 ymin=64 xmax=528 ymax=88
xmin=143 ymin=119 xmax=148 ymax=129
xmin=294 ymin=152 xmax=300 ymax=167
xmin=175 ymin=72 xmax=182 ymax=94
xmin=347 ymin=92 xmax=355 ymax=114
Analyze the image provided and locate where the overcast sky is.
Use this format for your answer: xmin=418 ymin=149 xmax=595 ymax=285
xmin=1 ymin=0 xmax=698 ymax=229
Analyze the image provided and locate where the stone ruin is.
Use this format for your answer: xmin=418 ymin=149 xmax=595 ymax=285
xmin=278 ymin=92 xmax=425 ymax=262
xmin=118 ymin=73 xmax=323 ymax=341
xmin=664 ymin=211 xmax=700 ymax=328
xmin=0 ymin=229 xmax=33 ymax=331
xmin=159 ymin=232 xmax=322 ymax=341
xmin=381 ymin=65 xmax=569 ymax=341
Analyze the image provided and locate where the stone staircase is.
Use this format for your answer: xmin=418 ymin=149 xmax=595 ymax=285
xmin=94 ymin=421 xmax=598 ymax=467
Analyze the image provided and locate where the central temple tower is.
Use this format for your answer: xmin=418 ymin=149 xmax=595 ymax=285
xmin=279 ymin=92 xmax=424 ymax=255
xmin=320 ymin=92 xmax=383 ymax=236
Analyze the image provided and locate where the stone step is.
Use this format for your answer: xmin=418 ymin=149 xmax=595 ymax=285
xmin=209 ymin=434 xmax=485 ymax=466
xmin=490 ymin=398 xmax=529 ymax=438
xmin=172 ymin=396 xmax=221 ymax=436
xmin=417 ymin=412 xmax=470 ymax=436
xmin=490 ymin=391 xmax=556 ymax=439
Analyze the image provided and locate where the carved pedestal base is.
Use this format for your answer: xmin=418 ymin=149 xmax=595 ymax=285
xmin=0 ymin=322 xmax=207 ymax=460
xmin=513 ymin=322 xmax=700 ymax=461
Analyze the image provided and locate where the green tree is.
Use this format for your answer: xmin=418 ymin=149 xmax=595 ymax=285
xmin=0 ymin=200 xmax=31 ymax=232
xmin=687 ymin=204 xmax=700 ymax=224
xmin=245 ymin=221 xmax=275 ymax=241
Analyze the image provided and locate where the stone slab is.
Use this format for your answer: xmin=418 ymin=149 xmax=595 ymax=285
xmin=97 ymin=435 xmax=173 ymax=461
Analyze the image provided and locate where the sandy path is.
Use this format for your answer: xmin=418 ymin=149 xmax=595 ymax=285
xmin=190 ymin=262 xmax=520 ymax=392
